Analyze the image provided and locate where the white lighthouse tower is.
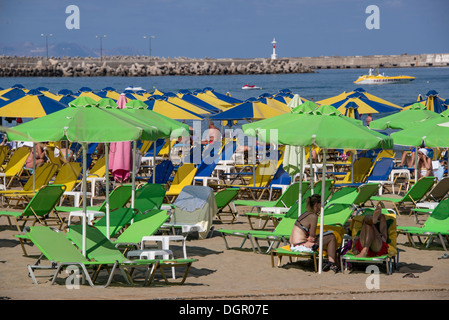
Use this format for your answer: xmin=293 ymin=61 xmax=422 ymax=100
xmin=271 ymin=38 xmax=277 ymax=60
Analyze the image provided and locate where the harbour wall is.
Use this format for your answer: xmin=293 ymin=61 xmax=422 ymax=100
xmin=0 ymin=53 xmax=447 ymax=77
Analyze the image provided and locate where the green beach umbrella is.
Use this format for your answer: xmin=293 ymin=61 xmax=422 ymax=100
xmin=369 ymin=103 xmax=440 ymax=130
xmin=68 ymin=96 xmax=98 ymax=108
xmin=391 ymin=118 xmax=449 ymax=148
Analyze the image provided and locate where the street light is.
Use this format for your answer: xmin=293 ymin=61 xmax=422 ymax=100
xmin=96 ymin=35 xmax=107 ymax=61
xmin=143 ymin=35 xmax=156 ymax=60
xmin=40 ymin=33 xmax=53 ymax=60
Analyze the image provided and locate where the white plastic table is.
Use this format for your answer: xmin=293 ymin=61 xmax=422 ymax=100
xmin=68 ymin=210 xmax=104 ymax=226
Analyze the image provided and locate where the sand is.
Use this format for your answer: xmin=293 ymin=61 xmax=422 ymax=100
xmin=1 ymin=197 xmax=448 ymax=302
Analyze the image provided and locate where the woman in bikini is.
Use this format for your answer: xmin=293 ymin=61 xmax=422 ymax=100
xmin=289 ymin=194 xmax=339 ymax=273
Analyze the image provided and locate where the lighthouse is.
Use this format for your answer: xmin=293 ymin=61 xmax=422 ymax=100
xmin=271 ymin=38 xmax=277 ymax=60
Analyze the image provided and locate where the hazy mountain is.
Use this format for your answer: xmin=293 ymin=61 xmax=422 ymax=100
xmin=1 ymin=42 xmax=145 ymax=58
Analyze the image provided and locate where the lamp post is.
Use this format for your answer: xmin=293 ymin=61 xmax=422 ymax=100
xmin=96 ymin=35 xmax=107 ymax=61
xmin=143 ymin=35 xmax=155 ymax=60
xmin=40 ymin=33 xmax=53 ymax=60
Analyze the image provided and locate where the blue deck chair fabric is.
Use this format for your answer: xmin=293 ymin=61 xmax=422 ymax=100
xmin=149 ymin=160 xmax=175 ymax=185
xmin=221 ymin=140 xmax=237 ymax=161
xmin=144 ymin=139 xmax=166 ymax=157
xmin=336 ymin=157 xmax=394 ymax=188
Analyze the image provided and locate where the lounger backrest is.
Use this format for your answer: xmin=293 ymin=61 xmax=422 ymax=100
xmin=423 ymin=199 xmax=449 ymax=232
xmin=275 ymin=181 xmax=310 ymax=208
xmin=353 ymin=183 xmax=380 ymax=206
xmin=215 ymin=188 xmax=239 ymax=210
xmin=28 ymin=226 xmax=89 ymax=263
xmin=88 ymin=156 xmax=106 ymax=178
xmin=404 ymin=176 xmax=436 ymax=202
xmin=342 ymin=157 xmax=373 ymax=184
xmin=115 ymin=210 xmax=170 ymax=244
xmin=171 ymin=163 xmax=197 ymax=186
xmin=428 ymin=176 xmax=449 ymax=202
xmin=67 ymin=224 xmax=127 ymax=262
xmin=366 ymin=157 xmax=394 ymax=182
xmin=53 ymin=162 xmax=82 ymax=192
xmin=272 ymin=201 xmax=302 ymax=236
xmin=4 ymin=146 xmax=30 ymax=176
xmin=94 ymin=207 xmax=137 ymax=238
xmin=326 ymin=187 xmax=358 ymax=206
xmin=98 ymin=184 xmax=132 ymax=212
xmin=134 ymin=183 xmax=166 ymax=213
xmin=22 ymin=184 xmax=66 ymax=217
xmin=322 ymin=203 xmax=353 ymax=226
xmin=150 ymin=160 xmax=174 ymax=184
xmin=22 ymin=163 xmax=58 ymax=192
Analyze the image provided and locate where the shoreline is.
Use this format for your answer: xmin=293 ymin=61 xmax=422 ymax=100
xmin=1 ymin=53 xmax=448 ymax=77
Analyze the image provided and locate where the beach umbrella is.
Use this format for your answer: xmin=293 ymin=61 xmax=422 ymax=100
xmin=144 ymin=96 xmax=204 ymax=120
xmin=317 ymin=88 xmax=401 ymax=109
xmin=403 ymin=90 xmax=447 ymax=113
xmin=109 ymin=95 xmax=132 ymax=183
xmin=203 ymin=87 xmax=243 ymax=105
xmin=77 ymin=87 xmax=104 ymax=101
xmin=391 ymin=118 xmax=449 ymax=148
xmin=369 ymin=103 xmax=440 ymax=130
xmin=243 ymin=110 xmax=393 ymax=274
xmin=163 ymin=93 xmax=213 ymax=116
xmin=193 ymin=89 xmax=234 ymax=109
xmin=209 ymin=99 xmax=288 ymax=121
xmin=177 ymin=90 xmax=224 ymax=113
xmin=330 ymin=93 xmax=402 ymax=118
xmin=0 ymin=87 xmax=27 ymax=103
xmin=0 ymin=89 xmax=67 ymax=118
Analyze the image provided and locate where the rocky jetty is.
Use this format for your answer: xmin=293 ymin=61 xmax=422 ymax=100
xmin=0 ymin=56 xmax=313 ymax=77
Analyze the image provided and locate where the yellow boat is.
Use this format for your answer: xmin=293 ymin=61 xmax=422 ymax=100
xmin=354 ymin=68 xmax=415 ymax=84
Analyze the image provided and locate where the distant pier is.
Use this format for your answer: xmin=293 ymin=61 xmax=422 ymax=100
xmin=0 ymin=53 xmax=447 ymax=77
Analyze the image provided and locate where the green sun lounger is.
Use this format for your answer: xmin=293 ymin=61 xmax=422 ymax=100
xmin=25 ymin=226 xmax=121 ymax=287
xmin=93 ymin=207 xmax=138 ymax=238
xmin=214 ymin=188 xmax=239 ymax=223
xmin=134 ymin=183 xmax=166 ymax=213
xmin=55 ymin=184 xmax=132 ymax=213
xmin=234 ymin=181 xmax=308 ymax=211
xmin=0 ymin=184 xmax=66 ymax=233
xmin=67 ymin=224 xmax=197 ymax=285
xmin=220 ymin=202 xmax=302 ymax=254
xmin=397 ymin=198 xmax=449 ymax=251
xmin=370 ymin=176 xmax=436 ymax=215
xmin=113 ymin=209 xmax=171 ymax=247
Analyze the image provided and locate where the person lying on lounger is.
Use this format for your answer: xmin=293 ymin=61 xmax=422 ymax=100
xmin=289 ymin=194 xmax=339 ymax=273
xmin=352 ymin=204 xmax=388 ymax=258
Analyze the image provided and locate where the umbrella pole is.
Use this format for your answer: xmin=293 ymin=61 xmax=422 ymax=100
xmin=32 ymin=143 xmax=36 ymax=193
xmin=310 ymin=146 xmax=314 ymax=194
xmin=351 ymin=150 xmax=355 ymax=184
xmin=82 ymin=142 xmax=87 ymax=257
xmin=105 ymin=143 xmax=110 ymax=239
xmin=298 ymin=146 xmax=304 ymax=209
xmin=415 ymin=146 xmax=418 ymax=183
xmin=131 ymin=141 xmax=136 ymax=210
xmin=318 ymin=148 xmax=327 ymax=274
xmin=153 ymin=140 xmax=156 ymax=184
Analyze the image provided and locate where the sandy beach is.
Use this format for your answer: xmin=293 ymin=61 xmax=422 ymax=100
xmin=1 ymin=196 xmax=448 ymax=302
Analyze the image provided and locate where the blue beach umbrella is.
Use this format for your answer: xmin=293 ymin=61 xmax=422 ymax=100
xmin=0 ymin=89 xmax=67 ymax=118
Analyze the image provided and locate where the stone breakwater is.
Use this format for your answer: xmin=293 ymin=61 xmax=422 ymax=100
xmin=1 ymin=53 xmax=448 ymax=77
xmin=0 ymin=56 xmax=312 ymax=77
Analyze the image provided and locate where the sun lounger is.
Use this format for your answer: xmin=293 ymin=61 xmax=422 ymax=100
xmin=270 ymin=225 xmax=345 ymax=273
xmin=214 ymin=188 xmax=239 ymax=223
xmin=340 ymin=209 xmax=399 ymax=275
xmin=67 ymin=224 xmax=196 ymax=285
xmin=0 ymin=146 xmax=30 ymax=188
xmin=370 ymin=176 xmax=436 ymax=215
xmin=25 ymin=226 xmax=121 ymax=287
xmin=397 ymin=198 xmax=449 ymax=251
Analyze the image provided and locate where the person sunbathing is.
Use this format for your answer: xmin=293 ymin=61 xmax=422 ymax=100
xmin=289 ymin=194 xmax=339 ymax=273
xmin=353 ymin=204 xmax=388 ymax=258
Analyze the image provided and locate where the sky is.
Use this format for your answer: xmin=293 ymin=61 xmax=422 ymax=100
xmin=0 ymin=0 xmax=449 ymax=59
